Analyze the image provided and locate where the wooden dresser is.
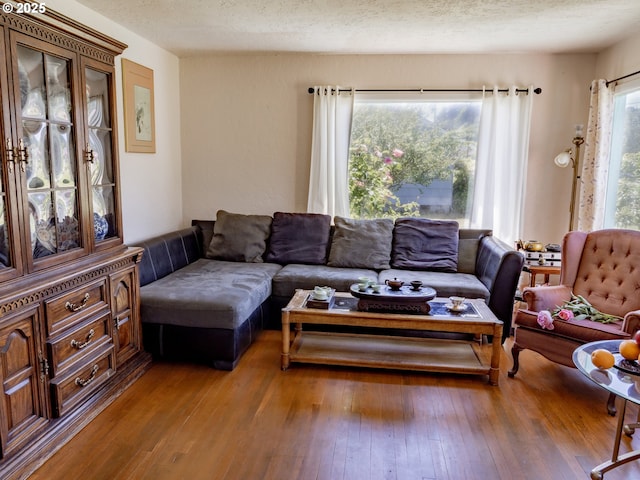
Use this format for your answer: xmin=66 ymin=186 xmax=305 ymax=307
xmin=0 ymin=4 xmax=151 ymax=478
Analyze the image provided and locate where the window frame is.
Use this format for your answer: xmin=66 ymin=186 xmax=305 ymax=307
xmin=348 ymin=91 xmax=483 ymax=225
xmin=604 ymin=78 xmax=640 ymax=229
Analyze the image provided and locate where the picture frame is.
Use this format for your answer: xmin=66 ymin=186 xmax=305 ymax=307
xmin=122 ymin=59 xmax=156 ymax=153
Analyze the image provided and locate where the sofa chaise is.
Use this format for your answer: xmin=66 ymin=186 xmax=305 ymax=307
xmin=134 ymin=211 xmax=524 ymax=370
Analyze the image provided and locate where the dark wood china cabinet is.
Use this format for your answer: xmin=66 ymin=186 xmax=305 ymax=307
xmin=0 ymin=4 xmax=151 ymax=478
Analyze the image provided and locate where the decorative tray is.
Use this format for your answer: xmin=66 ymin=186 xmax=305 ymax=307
xmin=614 ymin=355 xmax=640 ymax=375
xmin=349 ymin=284 xmax=436 ymax=302
xmin=349 ymin=284 xmax=437 ymax=314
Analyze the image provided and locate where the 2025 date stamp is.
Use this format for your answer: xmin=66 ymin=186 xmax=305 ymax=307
xmin=2 ymin=3 xmax=47 ymax=14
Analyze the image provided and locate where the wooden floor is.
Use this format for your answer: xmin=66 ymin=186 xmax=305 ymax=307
xmin=29 ymin=331 xmax=640 ymax=480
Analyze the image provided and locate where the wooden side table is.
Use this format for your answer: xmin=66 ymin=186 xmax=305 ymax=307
xmin=523 ymin=264 xmax=561 ymax=287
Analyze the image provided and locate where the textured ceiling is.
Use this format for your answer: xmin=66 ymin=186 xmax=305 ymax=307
xmin=73 ymin=0 xmax=640 ymax=57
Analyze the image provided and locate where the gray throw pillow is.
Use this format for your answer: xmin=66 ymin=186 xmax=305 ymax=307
xmin=206 ymin=210 xmax=272 ymax=262
xmin=327 ymin=216 xmax=394 ymax=269
xmin=456 ymin=229 xmax=491 ymax=274
xmin=391 ymin=218 xmax=459 ymax=272
xmin=264 ymin=212 xmax=331 ymax=265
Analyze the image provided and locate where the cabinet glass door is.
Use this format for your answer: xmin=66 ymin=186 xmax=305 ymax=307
xmin=0 ymin=148 xmax=9 ymax=269
xmin=0 ymin=28 xmax=21 ymax=280
xmin=17 ymin=45 xmax=80 ymax=260
xmin=85 ymin=67 xmax=116 ymax=242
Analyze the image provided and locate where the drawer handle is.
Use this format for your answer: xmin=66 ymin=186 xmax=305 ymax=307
xmin=39 ymin=351 xmax=49 ymax=384
xmin=70 ymin=329 xmax=95 ymax=350
xmin=75 ymin=364 xmax=99 ymax=387
xmin=65 ymin=293 xmax=90 ymax=312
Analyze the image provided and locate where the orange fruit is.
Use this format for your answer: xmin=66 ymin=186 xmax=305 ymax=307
xmin=620 ymin=340 xmax=640 ymax=361
xmin=591 ymin=349 xmax=615 ymax=369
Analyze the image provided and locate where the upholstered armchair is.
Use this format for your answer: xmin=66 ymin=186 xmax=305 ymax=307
xmin=509 ymin=229 xmax=640 ymax=414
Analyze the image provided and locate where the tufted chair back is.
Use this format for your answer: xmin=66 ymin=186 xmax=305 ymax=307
xmin=561 ymin=229 xmax=640 ymax=318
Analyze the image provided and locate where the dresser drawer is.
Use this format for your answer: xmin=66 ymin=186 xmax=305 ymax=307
xmin=49 ymin=344 xmax=115 ymax=417
xmin=45 ymin=279 xmax=108 ymax=336
xmin=47 ymin=309 xmax=113 ymax=377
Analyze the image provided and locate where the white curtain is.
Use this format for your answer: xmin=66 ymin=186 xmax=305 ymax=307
xmin=307 ymin=86 xmax=354 ymax=217
xmin=470 ymin=86 xmax=533 ymax=246
xmin=576 ymin=80 xmax=614 ymax=232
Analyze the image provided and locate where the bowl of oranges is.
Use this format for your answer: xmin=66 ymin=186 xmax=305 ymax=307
xmin=591 ymin=334 xmax=640 ymax=374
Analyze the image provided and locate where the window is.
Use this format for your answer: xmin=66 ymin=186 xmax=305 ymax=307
xmin=605 ymin=83 xmax=640 ymax=229
xmin=348 ymin=95 xmax=481 ymax=226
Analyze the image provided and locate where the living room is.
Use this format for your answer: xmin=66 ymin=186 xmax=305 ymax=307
xmin=4 ymin=0 xmax=640 ymax=479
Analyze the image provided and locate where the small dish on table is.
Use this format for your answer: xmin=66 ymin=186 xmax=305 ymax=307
xmin=445 ymin=302 xmax=468 ymax=312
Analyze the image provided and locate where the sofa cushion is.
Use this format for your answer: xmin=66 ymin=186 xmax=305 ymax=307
xmin=265 ymin=212 xmax=331 ymax=265
xmin=327 ymin=216 xmax=394 ymax=270
xmin=140 ymin=259 xmax=282 ymax=329
xmin=271 ymin=264 xmax=379 ymax=298
xmin=206 ymin=210 xmax=272 ymax=262
xmin=391 ymin=218 xmax=459 ymax=272
xmin=378 ymin=269 xmax=490 ymax=301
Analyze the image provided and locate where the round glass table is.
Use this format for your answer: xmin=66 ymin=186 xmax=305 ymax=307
xmin=573 ymin=340 xmax=640 ymax=479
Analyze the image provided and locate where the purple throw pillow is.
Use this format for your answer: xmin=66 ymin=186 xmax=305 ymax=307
xmin=391 ymin=218 xmax=459 ymax=272
xmin=265 ymin=212 xmax=332 ymax=265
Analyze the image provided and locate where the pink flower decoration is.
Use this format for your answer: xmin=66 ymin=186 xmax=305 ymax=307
xmin=374 ymin=150 xmax=382 ymax=158
xmin=384 ymin=157 xmax=393 ymax=164
xmin=392 ymin=148 xmax=404 ymax=158
xmin=557 ymin=309 xmax=574 ymax=321
xmin=537 ymin=310 xmax=555 ymax=330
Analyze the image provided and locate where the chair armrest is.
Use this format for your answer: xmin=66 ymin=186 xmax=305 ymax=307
xmin=521 ymin=285 xmax=572 ymax=312
xmin=622 ymin=310 xmax=640 ymax=335
xmin=475 ymin=235 xmax=524 ymax=343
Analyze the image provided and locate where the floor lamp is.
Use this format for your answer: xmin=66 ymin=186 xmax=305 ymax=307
xmin=554 ymin=125 xmax=585 ymax=231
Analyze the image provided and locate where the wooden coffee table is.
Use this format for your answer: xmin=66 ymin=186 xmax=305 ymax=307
xmin=281 ymin=290 xmax=503 ymax=385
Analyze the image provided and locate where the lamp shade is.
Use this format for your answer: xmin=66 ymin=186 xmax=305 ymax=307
xmin=554 ymin=150 xmax=572 ymax=168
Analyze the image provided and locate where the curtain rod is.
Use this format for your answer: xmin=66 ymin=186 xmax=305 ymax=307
xmin=307 ymin=87 xmax=542 ymax=95
xmin=606 ymin=69 xmax=640 ymax=87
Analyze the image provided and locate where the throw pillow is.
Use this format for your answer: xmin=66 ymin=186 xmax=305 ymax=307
xmin=206 ymin=210 xmax=272 ymax=262
xmin=264 ymin=212 xmax=331 ymax=265
xmin=327 ymin=216 xmax=394 ymax=270
xmin=391 ymin=218 xmax=459 ymax=272
xmin=456 ymin=230 xmax=491 ymax=274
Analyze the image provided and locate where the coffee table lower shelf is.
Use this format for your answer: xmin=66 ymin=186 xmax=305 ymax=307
xmin=284 ymin=331 xmax=491 ymax=378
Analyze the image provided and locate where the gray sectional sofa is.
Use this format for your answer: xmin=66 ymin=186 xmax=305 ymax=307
xmin=134 ymin=211 xmax=524 ymax=370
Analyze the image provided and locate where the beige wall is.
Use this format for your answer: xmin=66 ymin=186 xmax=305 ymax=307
xmin=596 ymin=30 xmax=640 ymax=80
xmin=47 ymin=0 xmax=183 ymax=243
xmin=180 ymin=53 xmax=596 ymax=245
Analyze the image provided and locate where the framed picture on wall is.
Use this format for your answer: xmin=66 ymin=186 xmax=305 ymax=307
xmin=122 ymin=58 xmax=156 ymax=153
